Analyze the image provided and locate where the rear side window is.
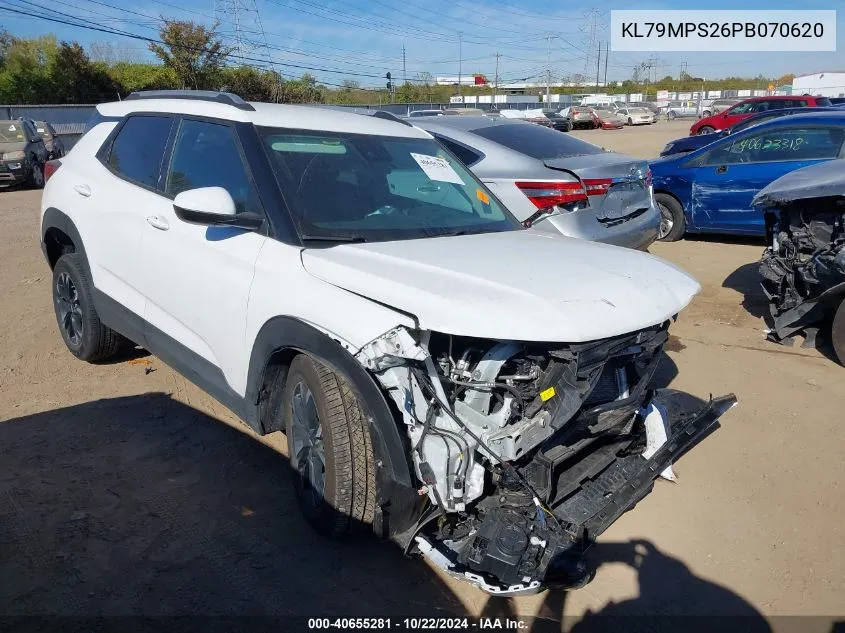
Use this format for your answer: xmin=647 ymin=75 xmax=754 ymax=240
xmin=108 ymin=115 xmax=172 ymax=188
xmin=471 ymin=123 xmax=602 ymax=160
xmin=705 ymin=126 xmax=845 ymax=165
xmin=433 ymin=135 xmax=483 ymax=166
xmin=815 ymin=98 xmax=832 ymax=107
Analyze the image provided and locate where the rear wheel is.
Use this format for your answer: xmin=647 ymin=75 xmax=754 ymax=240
xmin=668 ymin=111 xmax=677 ymax=120
xmin=283 ymin=354 xmax=376 ymax=538
xmin=697 ymin=126 xmax=716 ymax=135
xmin=627 ymin=117 xmax=633 ymax=125
xmin=832 ymin=298 xmax=845 ymax=366
xmin=52 ymin=254 xmax=124 ymax=362
xmin=27 ymin=160 xmax=44 ymax=189
xmin=655 ymin=193 xmax=686 ymax=242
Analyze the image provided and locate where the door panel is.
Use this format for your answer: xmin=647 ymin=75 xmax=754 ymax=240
xmin=86 ymin=115 xmax=173 ymax=320
xmin=687 ymin=125 xmax=843 ymax=234
xmin=141 ymin=118 xmax=266 ymax=392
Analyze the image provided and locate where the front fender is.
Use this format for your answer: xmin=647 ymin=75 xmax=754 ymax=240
xmin=244 ymin=316 xmax=422 ymax=538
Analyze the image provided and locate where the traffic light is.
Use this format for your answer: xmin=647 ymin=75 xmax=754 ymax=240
xmin=386 ymin=72 xmax=392 ymax=91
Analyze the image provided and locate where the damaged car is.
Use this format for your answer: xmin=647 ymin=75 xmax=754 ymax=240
xmin=757 ymin=159 xmax=845 ymax=364
xmin=41 ymin=91 xmax=737 ymax=595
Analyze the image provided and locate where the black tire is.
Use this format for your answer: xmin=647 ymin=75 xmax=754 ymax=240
xmin=832 ymin=298 xmax=845 ymax=366
xmin=697 ymin=126 xmax=716 ymax=135
xmin=628 ymin=117 xmax=633 ymax=126
xmin=655 ymin=193 xmax=686 ymax=242
xmin=668 ymin=111 xmax=677 ymax=120
xmin=27 ymin=160 xmax=44 ymax=189
xmin=283 ymin=354 xmax=376 ymax=538
xmin=52 ymin=253 xmax=124 ymax=362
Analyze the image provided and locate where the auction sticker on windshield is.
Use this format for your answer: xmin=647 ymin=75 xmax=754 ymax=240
xmin=411 ymin=153 xmax=465 ymax=185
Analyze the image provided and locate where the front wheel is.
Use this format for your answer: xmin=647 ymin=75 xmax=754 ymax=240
xmin=283 ymin=354 xmax=376 ymax=538
xmin=668 ymin=111 xmax=677 ymax=120
xmin=697 ymin=126 xmax=716 ymax=135
xmin=655 ymin=193 xmax=686 ymax=242
xmin=628 ymin=118 xmax=633 ymax=125
xmin=832 ymin=298 xmax=845 ymax=366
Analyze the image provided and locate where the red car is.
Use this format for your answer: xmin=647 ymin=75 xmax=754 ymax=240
xmin=689 ymin=95 xmax=833 ymax=135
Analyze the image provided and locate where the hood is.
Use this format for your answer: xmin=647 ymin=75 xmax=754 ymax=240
xmin=301 ymin=230 xmax=700 ymax=342
xmin=753 ymin=159 xmax=845 ymax=208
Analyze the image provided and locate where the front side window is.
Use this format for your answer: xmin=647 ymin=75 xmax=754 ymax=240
xmin=108 ymin=115 xmax=173 ymax=188
xmin=261 ymin=128 xmax=518 ymax=242
xmin=165 ymin=119 xmax=261 ymax=214
xmin=705 ymin=126 xmax=845 ymax=165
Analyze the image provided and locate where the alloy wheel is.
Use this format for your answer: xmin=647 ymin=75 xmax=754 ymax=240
xmin=290 ymin=381 xmax=326 ymax=507
xmin=657 ymin=202 xmax=674 ymax=239
xmin=55 ymin=271 xmax=83 ymax=347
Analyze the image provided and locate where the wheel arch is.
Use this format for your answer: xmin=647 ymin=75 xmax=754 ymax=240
xmin=244 ymin=316 xmax=422 ymax=538
xmin=653 ymin=189 xmax=690 ymax=223
xmin=41 ymin=208 xmax=90 ymax=273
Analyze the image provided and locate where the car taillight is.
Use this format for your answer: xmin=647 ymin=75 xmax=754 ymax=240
xmin=582 ymin=178 xmax=612 ymax=196
xmin=644 ymin=168 xmax=652 ymax=187
xmin=515 ymin=181 xmax=587 ymax=208
xmin=44 ymin=159 xmax=61 ymax=182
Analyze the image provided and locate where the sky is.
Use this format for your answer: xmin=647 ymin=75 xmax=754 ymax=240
xmin=0 ymin=0 xmax=843 ymax=88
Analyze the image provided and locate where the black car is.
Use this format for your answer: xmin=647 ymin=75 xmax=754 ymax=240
xmin=659 ymin=106 xmax=844 ymax=157
xmin=540 ymin=109 xmax=572 ymax=132
xmin=828 ymin=97 xmax=845 ymax=105
xmin=32 ymin=120 xmax=65 ymax=159
xmin=0 ymin=119 xmax=49 ymax=189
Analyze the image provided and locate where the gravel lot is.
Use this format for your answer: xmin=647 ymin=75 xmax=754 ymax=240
xmin=1 ymin=120 xmax=843 ymax=630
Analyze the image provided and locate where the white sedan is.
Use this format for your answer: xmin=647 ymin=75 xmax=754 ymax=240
xmin=617 ymin=107 xmax=655 ymax=125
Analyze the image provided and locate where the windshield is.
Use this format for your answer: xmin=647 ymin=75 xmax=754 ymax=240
xmin=260 ymin=128 xmax=519 ymax=242
xmin=471 ymin=122 xmax=603 ymax=160
xmin=0 ymin=121 xmax=27 ymax=143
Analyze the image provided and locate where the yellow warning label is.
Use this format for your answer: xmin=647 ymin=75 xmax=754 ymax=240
xmin=476 ymin=189 xmax=490 ymax=204
xmin=540 ymin=387 xmax=556 ymax=402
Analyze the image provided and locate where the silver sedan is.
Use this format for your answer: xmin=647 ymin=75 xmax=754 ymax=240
xmin=412 ymin=116 xmax=660 ymax=251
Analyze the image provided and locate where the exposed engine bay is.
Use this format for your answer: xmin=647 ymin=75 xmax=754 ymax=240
xmin=760 ymin=196 xmax=845 ymax=348
xmin=356 ymin=325 xmax=737 ymax=595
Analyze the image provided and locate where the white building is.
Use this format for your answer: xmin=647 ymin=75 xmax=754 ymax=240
xmin=792 ymin=72 xmax=845 ymax=98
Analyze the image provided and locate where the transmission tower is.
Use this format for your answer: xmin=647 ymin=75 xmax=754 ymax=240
xmin=579 ymin=9 xmax=606 ymax=85
xmin=214 ymin=0 xmax=279 ymax=76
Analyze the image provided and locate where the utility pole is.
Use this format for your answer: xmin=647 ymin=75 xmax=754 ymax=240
xmin=595 ymin=41 xmax=601 ymax=89
xmin=546 ymin=35 xmax=552 ymax=103
xmin=402 ymin=46 xmax=406 ymax=85
xmin=457 ymin=32 xmax=463 ymax=98
xmin=493 ymin=51 xmax=500 ymax=107
xmin=679 ymin=61 xmax=688 ymax=81
xmin=603 ymin=42 xmax=608 ymax=87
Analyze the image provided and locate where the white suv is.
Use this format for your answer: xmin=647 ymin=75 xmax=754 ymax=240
xmin=40 ymin=91 xmax=736 ymax=595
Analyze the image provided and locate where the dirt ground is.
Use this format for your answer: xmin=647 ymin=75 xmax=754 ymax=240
xmin=1 ymin=119 xmax=844 ymax=631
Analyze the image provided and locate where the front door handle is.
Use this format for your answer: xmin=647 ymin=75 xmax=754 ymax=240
xmin=146 ymin=215 xmax=170 ymax=231
xmin=715 ymin=165 xmax=728 ymax=175
xmin=73 ymin=184 xmax=91 ymax=197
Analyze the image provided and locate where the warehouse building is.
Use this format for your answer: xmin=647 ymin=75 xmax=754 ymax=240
xmin=792 ymin=72 xmax=845 ymax=98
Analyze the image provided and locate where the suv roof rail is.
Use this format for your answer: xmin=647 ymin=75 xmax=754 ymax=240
xmin=371 ymin=110 xmax=412 ymax=127
xmin=123 ymin=90 xmax=256 ymax=111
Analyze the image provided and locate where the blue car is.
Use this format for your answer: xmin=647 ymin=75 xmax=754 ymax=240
xmin=659 ymin=107 xmax=843 ymax=157
xmin=650 ymin=112 xmax=845 ymax=241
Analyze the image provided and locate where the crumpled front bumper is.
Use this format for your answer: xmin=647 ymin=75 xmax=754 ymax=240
xmin=416 ymin=388 xmax=737 ymax=597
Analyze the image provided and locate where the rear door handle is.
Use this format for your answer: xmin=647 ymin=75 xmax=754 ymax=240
xmin=146 ymin=215 xmax=170 ymax=231
xmin=715 ymin=165 xmax=727 ymax=175
xmin=73 ymin=184 xmax=91 ymax=197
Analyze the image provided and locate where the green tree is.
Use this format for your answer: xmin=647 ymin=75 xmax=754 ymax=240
xmin=52 ymin=42 xmax=119 ymax=103
xmin=148 ymin=20 xmax=230 ymax=90
xmin=107 ymin=62 xmax=178 ymax=94
xmin=0 ymin=35 xmax=57 ymax=103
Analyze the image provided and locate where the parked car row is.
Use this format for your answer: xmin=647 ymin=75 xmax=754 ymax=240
xmin=0 ymin=118 xmax=65 ymax=191
xmin=39 ymin=90 xmax=736 ymax=598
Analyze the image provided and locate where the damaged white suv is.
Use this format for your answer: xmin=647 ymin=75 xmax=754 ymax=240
xmin=40 ymin=91 xmax=736 ymax=595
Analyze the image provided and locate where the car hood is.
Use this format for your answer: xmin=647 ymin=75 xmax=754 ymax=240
xmin=301 ymin=230 xmax=701 ymax=342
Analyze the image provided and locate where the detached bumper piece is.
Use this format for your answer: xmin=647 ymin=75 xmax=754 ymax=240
xmin=414 ymin=389 xmax=737 ymax=595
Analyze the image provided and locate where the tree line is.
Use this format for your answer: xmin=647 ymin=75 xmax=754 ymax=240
xmin=0 ymin=20 xmax=794 ymax=106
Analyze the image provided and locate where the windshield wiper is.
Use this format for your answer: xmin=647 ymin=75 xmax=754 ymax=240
xmin=300 ymin=234 xmax=368 ymax=243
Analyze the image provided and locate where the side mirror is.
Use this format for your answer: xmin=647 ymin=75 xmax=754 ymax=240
xmin=173 ymin=187 xmax=263 ymax=231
